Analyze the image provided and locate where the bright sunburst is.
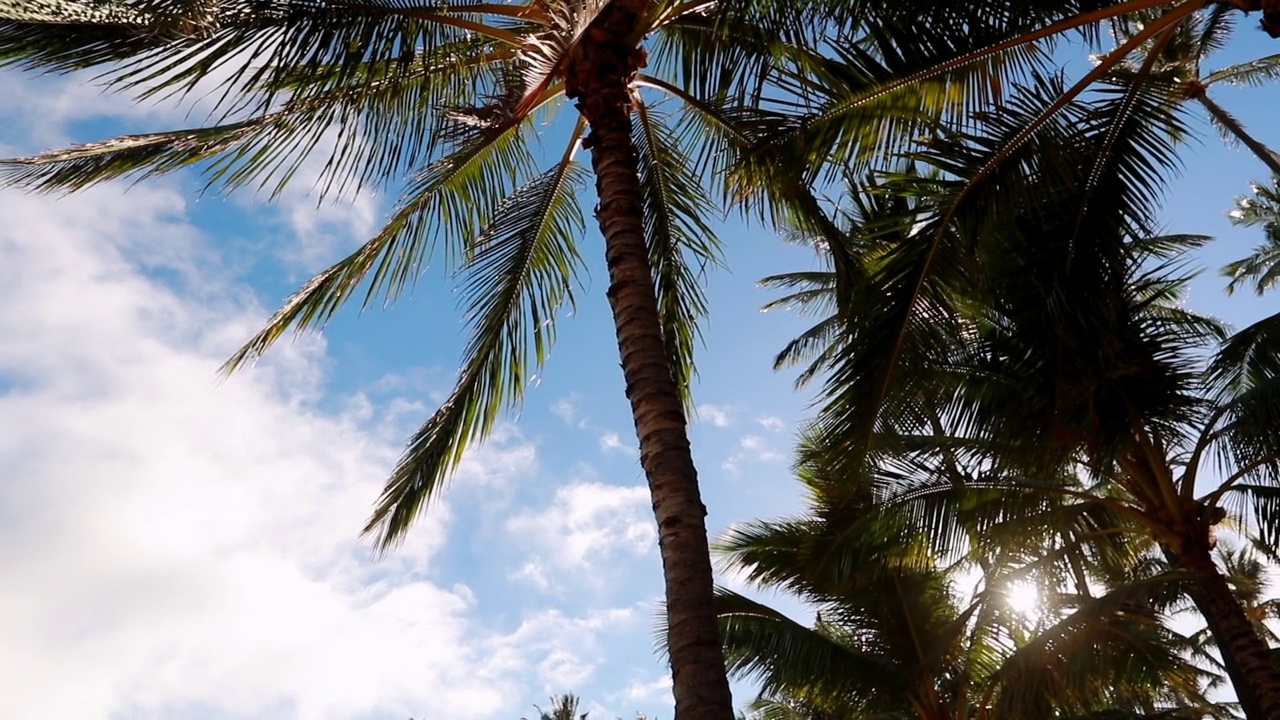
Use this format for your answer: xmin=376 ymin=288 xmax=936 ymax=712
xmin=1006 ymin=581 xmax=1041 ymax=617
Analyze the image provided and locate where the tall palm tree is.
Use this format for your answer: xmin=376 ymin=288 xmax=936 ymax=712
xmin=0 ymin=0 xmax=790 ymax=714
xmin=761 ymin=82 xmax=1280 ymax=717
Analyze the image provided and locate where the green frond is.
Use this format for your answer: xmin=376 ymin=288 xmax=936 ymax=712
xmin=714 ymin=587 xmax=912 ymax=714
xmin=0 ymin=0 xmax=530 ymax=100
xmin=1207 ymin=311 xmax=1280 ymax=396
xmin=1204 ymin=53 xmax=1280 ymax=88
xmin=1223 ymin=176 xmax=1280 ymax=296
xmin=363 ymin=158 xmax=589 ymax=549
xmin=223 ymin=114 xmax=537 ymax=371
xmin=0 ymin=117 xmax=265 ymax=191
xmin=726 ymin=0 xmax=1181 ymax=190
xmin=0 ymin=37 xmax=521 ymax=199
xmin=632 ymin=97 xmax=722 ymax=409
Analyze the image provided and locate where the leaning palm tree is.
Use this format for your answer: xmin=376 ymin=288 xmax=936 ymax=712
xmin=763 ymin=82 xmax=1280 ymax=717
xmin=0 ymin=0 xmax=793 ymax=713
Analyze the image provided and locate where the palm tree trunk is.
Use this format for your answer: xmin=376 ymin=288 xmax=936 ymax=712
xmin=564 ymin=3 xmax=733 ymax=719
xmin=1196 ymin=93 xmax=1280 ymax=178
xmin=1179 ymin=543 xmax=1280 ymax=720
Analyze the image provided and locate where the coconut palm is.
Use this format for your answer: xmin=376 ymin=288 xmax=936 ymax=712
xmin=713 ymin=438 xmax=1227 ymax=720
xmin=758 ymin=76 xmax=1280 ymax=716
xmin=726 ymin=3 xmax=1280 ymax=388
xmin=1108 ymin=7 xmax=1280 ymax=177
xmin=527 ymin=694 xmax=590 ymax=720
xmin=0 ymin=0 xmax=806 ymax=713
xmin=1224 ymin=176 xmax=1280 ymax=295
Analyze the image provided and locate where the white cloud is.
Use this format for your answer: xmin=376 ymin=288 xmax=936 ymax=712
xmin=484 ymin=607 xmax=637 ymax=695
xmin=509 ymin=559 xmax=552 ymax=591
xmin=721 ymin=435 xmax=786 ymax=477
xmin=619 ymin=675 xmax=672 ymax=703
xmin=757 ymin=416 xmax=786 ymax=432
xmin=0 ymin=182 xmax=554 ymax=720
xmin=695 ymin=403 xmax=733 ymax=427
xmin=552 ymin=392 xmax=593 ymax=428
xmin=508 ymin=482 xmax=655 ymax=570
xmin=599 ymin=430 xmax=638 ymax=456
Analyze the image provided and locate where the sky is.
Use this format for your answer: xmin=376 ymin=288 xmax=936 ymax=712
xmin=0 ymin=14 xmax=1278 ymax=720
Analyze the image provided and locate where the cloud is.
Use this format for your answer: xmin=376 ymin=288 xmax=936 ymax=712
xmin=507 ymin=482 xmax=655 ymax=570
xmin=485 ymin=607 xmax=638 ymax=695
xmin=509 ymin=559 xmax=552 ymax=591
xmin=599 ymin=431 xmax=638 ymax=456
xmin=551 ymin=392 xmax=594 ymax=430
xmin=619 ymin=675 xmax=673 ymax=703
xmin=695 ymin=403 xmax=733 ymax=427
xmin=721 ymin=435 xmax=786 ymax=477
xmin=757 ymin=416 xmax=786 ymax=432
xmin=0 ymin=182 xmax=556 ymax=720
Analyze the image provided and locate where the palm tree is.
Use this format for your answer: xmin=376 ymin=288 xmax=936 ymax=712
xmin=527 ymin=693 xmax=590 ymax=720
xmin=0 ymin=0 xmax=789 ymax=714
xmin=760 ymin=81 xmax=1280 ymax=717
xmin=1108 ymin=6 xmax=1280 ymax=177
xmin=1188 ymin=542 xmax=1280 ymax=653
xmin=712 ymin=439 xmax=1227 ymax=720
xmin=721 ymin=3 xmax=1280 ymax=327
xmin=1224 ymin=176 xmax=1280 ymax=295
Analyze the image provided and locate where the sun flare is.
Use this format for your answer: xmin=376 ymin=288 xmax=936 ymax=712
xmin=1006 ymin=581 xmax=1041 ymax=617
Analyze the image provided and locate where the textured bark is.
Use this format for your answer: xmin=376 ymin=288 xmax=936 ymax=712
xmin=564 ymin=2 xmax=733 ymax=719
xmin=1179 ymin=542 xmax=1280 ymax=720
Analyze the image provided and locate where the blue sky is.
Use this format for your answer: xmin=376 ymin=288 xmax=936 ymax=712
xmin=0 ymin=17 xmax=1278 ymax=720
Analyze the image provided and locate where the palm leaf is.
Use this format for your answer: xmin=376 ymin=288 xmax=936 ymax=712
xmin=0 ymin=36 xmax=516 ymax=199
xmin=632 ymin=96 xmax=722 ymax=409
xmin=1223 ymin=177 xmax=1280 ymax=296
xmin=224 ymin=113 xmax=540 ymax=370
xmin=1204 ymin=53 xmax=1280 ymax=87
xmin=363 ymin=153 xmax=589 ymax=549
xmin=0 ymin=0 xmax=527 ymax=101
xmin=714 ymin=587 xmax=910 ymax=712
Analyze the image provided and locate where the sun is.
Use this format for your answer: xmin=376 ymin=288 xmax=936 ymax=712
xmin=1005 ymin=581 xmax=1041 ymax=617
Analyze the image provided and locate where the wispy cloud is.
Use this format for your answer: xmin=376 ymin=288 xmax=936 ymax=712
xmin=757 ymin=415 xmax=786 ymax=432
xmin=695 ymin=403 xmax=733 ymax=427
xmin=599 ymin=431 xmax=638 ymax=456
xmin=507 ymin=482 xmax=654 ymax=570
xmin=721 ymin=435 xmax=787 ymax=477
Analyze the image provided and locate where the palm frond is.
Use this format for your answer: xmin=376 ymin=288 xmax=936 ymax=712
xmin=1204 ymin=53 xmax=1280 ymax=87
xmin=363 ymin=156 xmax=589 ymax=549
xmin=714 ymin=587 xmax=912 ymax=713
xmin=224 ymin=114 xmax=538 ymax=370
xmin=0 ymin=36 xmax=516 ymax=199
xmin=632 ymin=96 xmax=722 ymax=409
xmin=1223 ymin=177 xmax=1280 ymax=295
xmin=1207 ymin=311 xmax=1280 ymax=395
